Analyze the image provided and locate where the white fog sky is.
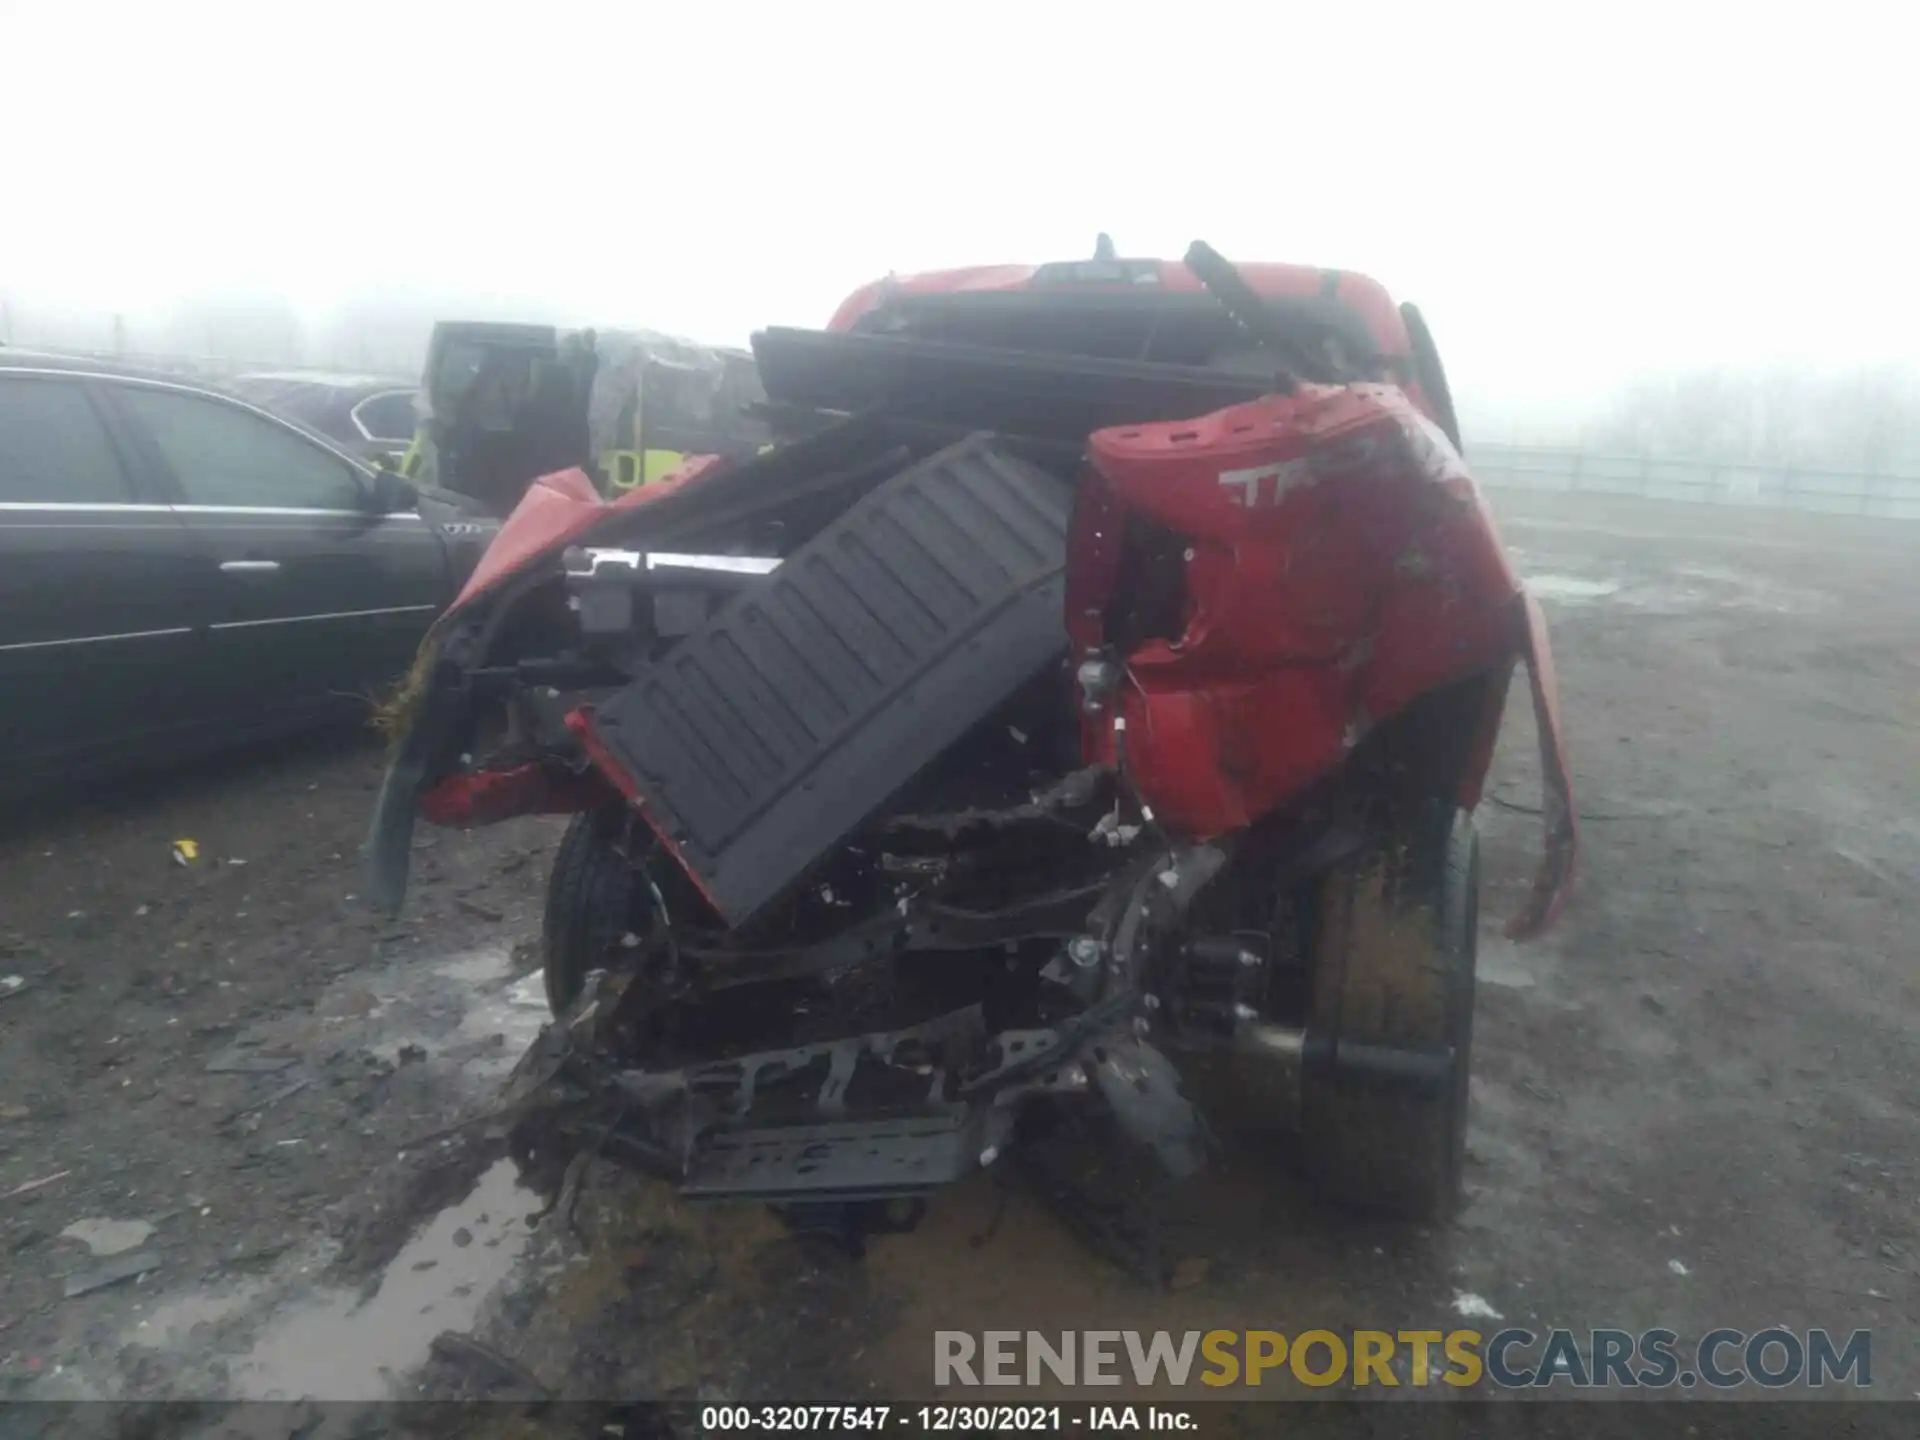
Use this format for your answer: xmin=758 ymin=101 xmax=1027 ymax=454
xmin=1 ymin=0 xmax=1908 ymax=412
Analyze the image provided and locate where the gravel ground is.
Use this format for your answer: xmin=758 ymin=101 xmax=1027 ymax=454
xmin=1 ymin=489 xmax=1915 ymax=1430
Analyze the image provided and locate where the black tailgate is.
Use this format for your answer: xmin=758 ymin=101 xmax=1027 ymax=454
xmin=581 ymin=434 xmax=1073 ymax=927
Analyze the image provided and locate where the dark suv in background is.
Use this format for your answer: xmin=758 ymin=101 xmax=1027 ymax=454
xmin=0 ymin=351 xmax=496 ymax=799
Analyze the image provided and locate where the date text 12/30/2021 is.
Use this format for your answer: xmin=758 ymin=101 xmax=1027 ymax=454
xmin=698 ymin=1405 xmax=1196 ymax=1432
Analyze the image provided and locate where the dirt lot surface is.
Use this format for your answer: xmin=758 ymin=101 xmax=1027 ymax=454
xmin=2 ymin=489 xmax=1916 ymax=1431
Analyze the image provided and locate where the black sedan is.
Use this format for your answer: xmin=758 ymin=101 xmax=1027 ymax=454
xmin=0 ymin=351 xmax=498 ymax=799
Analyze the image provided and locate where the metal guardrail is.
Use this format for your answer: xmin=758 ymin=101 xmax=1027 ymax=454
xmin=1466 ymin=441 xmax=1920 ymax=520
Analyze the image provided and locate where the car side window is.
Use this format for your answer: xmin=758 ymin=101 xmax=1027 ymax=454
xmin=0 ymin=377 xmax=134 ymax=504
xmin=352 ymin=391 xmax=418 ymax=444
xmin=115 ymin=384 xmax=365 ymax=510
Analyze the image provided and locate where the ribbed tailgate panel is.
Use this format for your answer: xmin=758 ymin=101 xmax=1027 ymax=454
xmin=584 ymin=434 xmax=1073 ymax=926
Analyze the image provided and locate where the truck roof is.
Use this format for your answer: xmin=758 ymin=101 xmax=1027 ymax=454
xmin=826 ymin=255 xmax=1414 ymax=366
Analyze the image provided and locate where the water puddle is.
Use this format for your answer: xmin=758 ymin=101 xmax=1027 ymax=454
xmin=352 ymin=945 xmax=550 ymax=1078
xmin=1619 ymin=570 xmax=1826 ymax=615
xmin=435 ymin=948 xmax=550 ymax=1079
xmin=228 ymin=1158 xmax=540 ymax=1400
xmin=1526 ymin=573 xmax=1622 ymax=603
xmin=1473 ymin=932 xmax=1581 ymax=1014
xmin=433 ymin=945 xmax=522 ymax=986
xmin=1476 ymin=936 xmax=1540 ymax=990
xmin=130 ymin=1281 xmax=268 ymax=1350
xmin=1522 ymin=561 xmax=1824 ymax=614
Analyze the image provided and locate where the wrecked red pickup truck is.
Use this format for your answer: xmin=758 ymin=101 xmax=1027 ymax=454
xmin=365 ymin=241 xmax=1575 ymax=1266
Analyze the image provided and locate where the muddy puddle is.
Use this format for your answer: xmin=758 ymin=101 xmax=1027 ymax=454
xmin=113 ymin=1159 xmax=543 ymax=1402
xmin=203 ymin=945 xmax=554 ymax=1401
xmin=226 ymin=1159 xmax=540 ymax=1400
xmin=1519 ymin=560 xmax=1832 ymax=615
xmin=23 ymin=943 xmax=564 ymax=1404
xmin=350 ymin=944 xmax=551 ymax=1078
xmin=1525 ymin=572 xmax=1622 ymax=603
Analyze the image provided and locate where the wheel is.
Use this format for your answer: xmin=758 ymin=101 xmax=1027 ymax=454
xmin=540 ymin=808 xmax=641 ymax=1017
xmin=1299 ymin=802 xmax=1478 ymax=1220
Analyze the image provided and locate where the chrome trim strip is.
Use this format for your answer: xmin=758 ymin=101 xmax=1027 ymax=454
xmin=172 ymin=505 xmax=424 ymax=519
xmin=0 ymin=626 xmax=192 ymax=653
xmin=0 ymin=502 xmax=422 ymax=519
xmin=0 ymin=502 xmax=170 ymax=513
xmin=209 ymin=603 xmax=438 ymax=631
xmin=649 ymin=552 xmax=783 ymax=575
xmin=568 ymin=547 xmax=783 ymax=577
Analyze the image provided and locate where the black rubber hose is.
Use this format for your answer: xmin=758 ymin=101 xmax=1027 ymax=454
xmin=1400 ymin=301 xmax=1464 ymax=452
xmin=1182 ymin=240 xmax=1312 ymax=390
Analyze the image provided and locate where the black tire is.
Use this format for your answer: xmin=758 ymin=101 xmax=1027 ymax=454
xmin=1300 ymin=803 xmax=1478 ymax=1221
xmin=541 ymin=809 xmax=639 ymax=1017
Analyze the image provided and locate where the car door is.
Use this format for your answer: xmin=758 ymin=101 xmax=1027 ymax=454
xmin=0 ymin=371 xmax=204 ymax=789
xmin=99 ymin=378 xmax=450 ymax=728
